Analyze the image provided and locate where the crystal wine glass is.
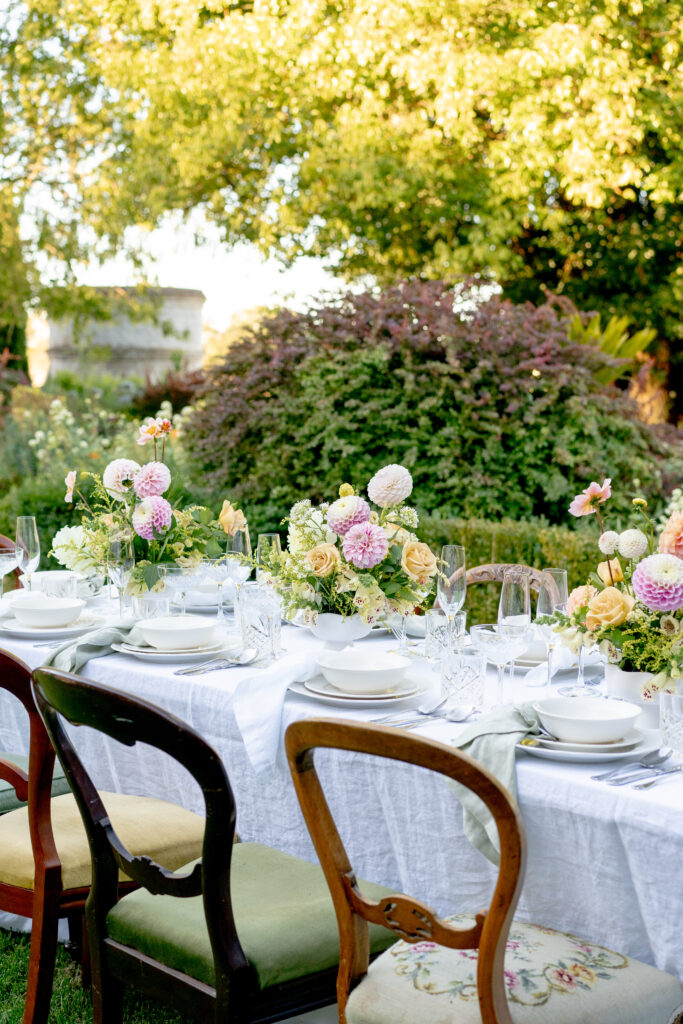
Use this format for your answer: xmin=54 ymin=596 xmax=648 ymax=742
xmin=227 ymin=529 xmax=252 ymax=630
xmin=256 ymin=533 xmax=281 ymax=581
xmin=106 ymin=533 xmax=135 ymax=617
xmin=437 ymin=545 xmax=466 ymax=655
xmin=15 ymin=517 xmax=40 ymax=590
xmin=536 ymin=568 xmax=568 ymax=690
xmin=203 ymin=555 xmax=232 ymax=622
xmin=470 ymin=622 xmax=530 ymax=705
xmin=498 ymin=566 xmax=531 ymax=679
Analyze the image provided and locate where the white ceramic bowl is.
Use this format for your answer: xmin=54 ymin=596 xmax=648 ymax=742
xmin=11 ymin=593 xmax=85 ymax=628
xmin=316 ymin=649 xmax=411 ymax=694
xmin=137 ymin=615 xmax=220 ymax=651
xmin=533 ymin=696 xmax=640 ymax=744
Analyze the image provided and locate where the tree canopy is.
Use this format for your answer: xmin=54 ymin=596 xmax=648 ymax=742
xmin=2 ymin=0 xmax=681 ymax=395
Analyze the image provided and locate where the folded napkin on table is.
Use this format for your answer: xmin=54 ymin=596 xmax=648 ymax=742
xmin=450 ymin=702 xmax=540 ymax=865
xmin=233 ymin=652 xmax=319 ymax=778
xmin=41 ymin=619 xmax=148 ymax=673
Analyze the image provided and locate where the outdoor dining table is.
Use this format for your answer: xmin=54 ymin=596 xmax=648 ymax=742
xmin=0 ymin=605 xmax=681 ymax=985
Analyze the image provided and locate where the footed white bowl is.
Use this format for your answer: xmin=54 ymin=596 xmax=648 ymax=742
xmin=533 ymin=696 xmax=640 ymax=744
xmin=11 ymin=593 xmax=85 ymax=628
xmin=308 ymin=613 xmax=372 ymax=650
xmin=316 ymin=649 xmax=410 ymax=694
xmin=137 ymin=615 xmax=219 ymax=651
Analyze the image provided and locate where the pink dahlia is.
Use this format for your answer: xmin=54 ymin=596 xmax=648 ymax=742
xmin=326 ymin=495 xmax=371 ymax=535
xmin=132 ymin=496 xmax=173 ymax=541
xmin=632 ymin=553 xmax=683 ymax=612
xmin=133 ymin=461 xmax=172 ymax=499
xmin=342 ymin=522 xmax=389 ymax=569
xmin=102 ymin=458 xmax=141 ymax=498
xmin=568 ymin=479 xmax=611 ymax=517
xmin=659 ymin=511 xmax=683 ymax=560
xmin=367 ymin=464 xmax=413 ymax=507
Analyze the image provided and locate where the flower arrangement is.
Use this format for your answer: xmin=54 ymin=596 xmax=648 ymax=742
xmin=51 ymin=416 xmax=233 ymax=591
xmin=550 ymin=479 xmax=683 ymax=697
xmin=266 ymin=464 xmax=438 ymax=624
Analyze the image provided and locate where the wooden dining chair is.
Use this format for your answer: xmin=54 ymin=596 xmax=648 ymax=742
xmin=286 ymin=718 xmax=683 ymax=1024
xmin=0 ymin=650 xmax=206 ymax=1024
xmin=466 ymin=562 xmax=550 ymax=594
xmin=30 ymin=667 xmax=397 ymax=1024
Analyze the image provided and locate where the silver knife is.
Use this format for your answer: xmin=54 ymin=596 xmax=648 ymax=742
xmin=632 ymin=765 xmax=683 ymax=790
xmin=607 ymin=766 xmax=673 ymax=786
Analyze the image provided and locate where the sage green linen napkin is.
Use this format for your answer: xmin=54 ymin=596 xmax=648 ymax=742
xmin=450 ymin=702 xmax=540 ymax=866
xmin=41 ymin=620 xmax=149 ymax=673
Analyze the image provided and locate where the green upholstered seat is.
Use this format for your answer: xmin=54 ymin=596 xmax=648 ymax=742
xmin=0 ymin=792 xmax=205 ymax=890
xmin=343 ymin=915 xmax=683 ymax=1024
xmin=0 ymin=752 xmax=71 ymax=814
xmin=107 ymin=842 xmax=397 ymax=991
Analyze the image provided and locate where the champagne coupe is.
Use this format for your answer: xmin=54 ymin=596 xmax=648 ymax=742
xmin=536 ymin=568 xmax=568 ymax=690
xmin=437 ymin=545 xmax=466 ymax=655
xmin=470 ymin=623 xmax=530 ymax=705
xmin=498 ymin=566 xmax=531 ymax=678
xmin=256 ymin=533 xmax=281 ymax=581
xmin=0 ymin=545 xmax=19 ymax=592
xmin=15 ymin=517 xmax=40 ymax=591
xmin=107 ymin=533 xmax=135 ymax=617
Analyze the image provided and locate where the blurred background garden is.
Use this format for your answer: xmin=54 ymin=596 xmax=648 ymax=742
xmin=1 ymin=0 xmax=682 ymax=625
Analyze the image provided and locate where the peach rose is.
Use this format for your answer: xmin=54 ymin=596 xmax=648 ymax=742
xmin=219 ymin=500 xmax=247 ymax=536
xmin=585 ymin=586 xmax=635 ymax=631
xmin=401 ymin=541 xmax=437 ymax=585
xmin=565 ymin=584 xmax=599 ymax=616
xmin=659 ymin=511 xmax=683 ymax=560
xmin=596 ymin=559 xmax=624 ymax=585
xmin=304 ymin=543 xmax=340 ymax=577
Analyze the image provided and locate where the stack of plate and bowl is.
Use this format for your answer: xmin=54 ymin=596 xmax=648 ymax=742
xmin=0 ymin=590 xmax=103 ymax=641
xmin=290 ymin=649 xmax=423 ymax=708
xmin=519 ymin=696 xmax=651 ymax=763
xmin=112 ymin=615 xmax=234 ymax=664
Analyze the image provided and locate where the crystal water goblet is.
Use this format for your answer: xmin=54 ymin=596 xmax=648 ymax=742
xmin=15 ymin=517 xmax=40 ymax=590
xmin=437 ymin=545 xmax=466 ymax=655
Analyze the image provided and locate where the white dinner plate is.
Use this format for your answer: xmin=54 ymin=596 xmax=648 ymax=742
xmin=290 ymin=677 xmax=425 ymax=707
xmin=529 ymin=728 xmax=642 ymax=755
xmin=516 ymin=731 xmax=656 ymax=763
xmin=111 ymin=640 xmax=237 ymax=664
xmin=0 ymin=615 xmax=105 ymax=640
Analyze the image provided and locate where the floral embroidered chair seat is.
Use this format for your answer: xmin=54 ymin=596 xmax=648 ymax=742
xmin=286 ymin=719 xmax=683 ymax=1024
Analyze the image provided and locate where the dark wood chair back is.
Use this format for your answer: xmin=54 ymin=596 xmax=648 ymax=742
xmin=0 ymin=534 xmax=21 ymax=589
xmin=31 ymin=667 xmax=253 ymax=1016
xmin=286 ymin=718 xmax=527 ymax=1024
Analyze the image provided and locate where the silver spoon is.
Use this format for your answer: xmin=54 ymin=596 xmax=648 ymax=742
xmin=592 ymin=747 xmax=673 ymax=782
xmin=174 ymin=649 xmax=258 ymax=676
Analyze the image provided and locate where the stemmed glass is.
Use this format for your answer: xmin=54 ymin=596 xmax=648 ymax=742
xmin=256 ymin=533 xmax=281 ymax=581
xmin=203 ymin=555 xmax=232 ymax=622
xmin=0 ymin=544 xmax=19 ymax=593
xmin=498 ymin=566 xmax=531 ymax=679
xmin=15 ymin=517 xmax=40 ymax=590
xmin=162 ymin=566 xmax=199 ymax=616
xmin=470 ymin=623 xmax=531 ymax=706
xmin=536 ymin=568 xmax=568 ymax=690
xmin=107 ymin=534 xmax=135 ymax=617
xmin=227 ymin=529 xmax=252 ymax=630
xmin=437 ymin=545 xmax=466 ymax=655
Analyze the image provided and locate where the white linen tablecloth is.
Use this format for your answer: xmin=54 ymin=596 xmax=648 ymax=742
xmin=0 ymin=610 xmax=681 ymax=984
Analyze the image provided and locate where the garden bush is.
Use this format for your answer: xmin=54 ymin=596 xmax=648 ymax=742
xmin=185 ymin=281 xmax=681 ymax=531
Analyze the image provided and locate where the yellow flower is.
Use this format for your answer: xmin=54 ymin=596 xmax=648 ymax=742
xmin=219 ymin=500 xmax=247 ymax=536
xmin=401 ymin=541 xmax=437 ymax=585
xmin=384 ymin=523 xmax=411 ymax=546
xmin=304 ymin=543 xmax=340 ymax=577
xmin=596 ymin=559 xmax=624 ymax=585
xmin=339 ymin=483 xmax=355 ymax=497
xmin=585 ymin=586 xmax=635 ymax=631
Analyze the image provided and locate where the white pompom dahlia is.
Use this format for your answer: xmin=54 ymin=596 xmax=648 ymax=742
xmin=326 ymin=496 xmax=371 ymax=535
xmin=367 ymin=464 xmax=413 ymax=508
xmin=598 ymin=531 xmax=620 ymax=556
xmin=618 ymin=529 xmax=649 ymax=561
xmin=102 ymin=459 xmax=141 ymax=498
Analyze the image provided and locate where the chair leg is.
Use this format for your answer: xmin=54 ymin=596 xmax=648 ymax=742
xmin=91 ymin=975 xmax=124 ymax=1024
xmin=23 ymin=891 xmax=60 ymax=1024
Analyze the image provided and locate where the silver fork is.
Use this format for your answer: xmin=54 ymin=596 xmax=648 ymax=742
xmin=174 ymin=649 xmax=258 ymax=676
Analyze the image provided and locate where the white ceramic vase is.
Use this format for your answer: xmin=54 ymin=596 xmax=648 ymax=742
xmin=604 ymin=664 xmax=659 ymax=729
xmin=308 ymin=613 xmax=372 ymax=650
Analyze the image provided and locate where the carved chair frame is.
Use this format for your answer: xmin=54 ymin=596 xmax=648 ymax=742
xmin=286 ymin=718 xmax=527 ymax=1024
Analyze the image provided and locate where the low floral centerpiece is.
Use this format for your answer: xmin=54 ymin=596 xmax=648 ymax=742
xmin=265 ymin=464 xmax=438 ymax=632
xmin=51 ymin=415 xmax=233 ymax=591
xmin=550 ymin=478 xmax=683 ymax=700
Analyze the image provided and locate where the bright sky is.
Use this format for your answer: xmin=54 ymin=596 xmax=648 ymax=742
xmin=77 ymin=211 xmax=345 ymax=331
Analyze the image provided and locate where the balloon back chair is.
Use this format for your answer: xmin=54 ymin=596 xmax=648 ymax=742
xmin=31 ymin=667 xmax=396 ymax=1024
xmin=286 ymin=718 xmax=683 ymax=1024
xmin=0 ymin=650 xmax=205 ymax=1024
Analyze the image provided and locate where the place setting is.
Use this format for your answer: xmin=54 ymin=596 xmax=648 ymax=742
xmin=289 ymin=647 xmax=429 ymax=707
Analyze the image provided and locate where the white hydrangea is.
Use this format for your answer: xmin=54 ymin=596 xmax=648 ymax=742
xmin=51 ymin=525 xmax=99 ymax=576
xmin=392 ymin=505 xmax=419 ymax=529
xmin=617 ymin=528 xmax=649 ymax=561
xmin=598 ymin=530 xmax=620 ymax=556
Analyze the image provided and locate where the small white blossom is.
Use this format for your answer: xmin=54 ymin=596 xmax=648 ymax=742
xmin=598 ymin=531 xmax=620 ymax=556
xmin=618 ymin=528 xmax=649 ymax=561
